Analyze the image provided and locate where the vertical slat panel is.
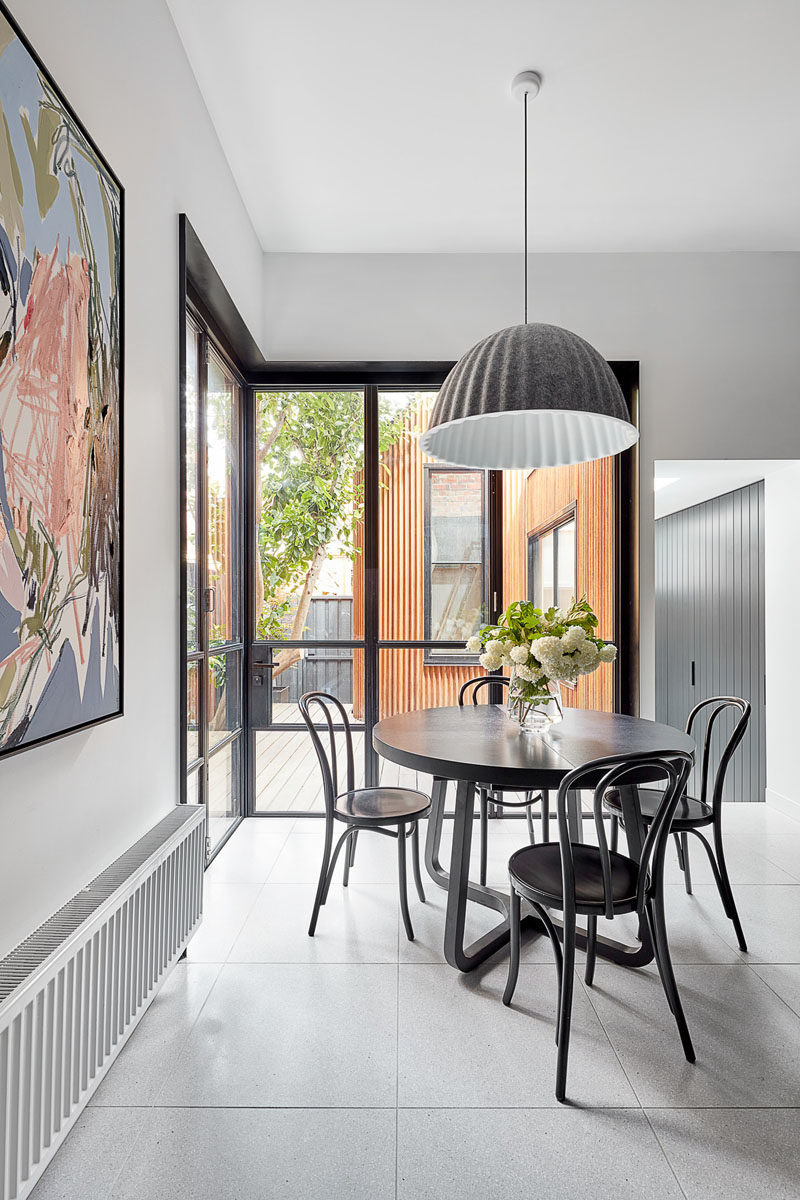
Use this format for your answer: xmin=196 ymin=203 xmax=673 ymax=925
xmin=30 ymin=991 xmax=44 ymax=1166
xmin=52 ymin=971 xmax=64 ymax=1138
xmin=655 ymin=481 xmax=765 ymax=802
xmin=0 ymin=1027 xmax=8 ymax=1200
xmin=7 ymin=1016 xmax=20 ymax=1197
xmin=19 ymin=1002 xmax=33 ymax=1185
xmin=0 ymin=814 xmax=202 ymax=1200
xmin=41 ymin=980 xmax=53 ymax=1152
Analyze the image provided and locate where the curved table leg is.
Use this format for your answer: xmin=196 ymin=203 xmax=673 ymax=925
xmin=425 ymin=775 xmax=655 ymax=972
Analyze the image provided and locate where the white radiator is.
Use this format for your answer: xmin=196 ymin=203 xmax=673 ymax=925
xmin=0 ymin=805 xmax=205 ymax=1200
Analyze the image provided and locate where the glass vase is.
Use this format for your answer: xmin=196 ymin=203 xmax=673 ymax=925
xmin=506 ymin=674 xmax=564 ymax=733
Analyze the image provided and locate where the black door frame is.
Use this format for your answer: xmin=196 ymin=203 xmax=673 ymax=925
xmin=179 ymin=218 xmax=640 ymax=835
xmin=243 ymin=368 xmax=639 ymax=817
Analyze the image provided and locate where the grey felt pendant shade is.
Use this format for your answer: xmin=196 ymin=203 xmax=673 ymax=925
xmin=419 ymin=323 xmax=639 ymax=469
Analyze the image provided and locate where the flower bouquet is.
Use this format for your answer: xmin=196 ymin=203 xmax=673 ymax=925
xmin=466 ymin=596 xmax=617 ymax=732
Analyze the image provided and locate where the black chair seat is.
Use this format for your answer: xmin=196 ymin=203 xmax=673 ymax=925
xmin=605 ymin=787 xmax=712 ymax=829
xmin=509 ymin=842 xmax=639 ymax=911
xmin=335 ymin=787 xmax=430 ymax=823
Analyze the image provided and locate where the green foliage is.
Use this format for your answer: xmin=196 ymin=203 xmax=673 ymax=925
xmin=255 ymin=391 xmax=410 ymax=638
xmin=480 ymin=595 xmax=601 ymax=646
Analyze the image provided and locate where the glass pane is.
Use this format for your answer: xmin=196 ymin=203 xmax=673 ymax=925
xmin=207 ymin=650 xmax=242 ymax=748
xmin=187 ymin=766 xmax=201 ymax=806
xmin=557 ymin=518 xmax=576 ymax=611
xmin=254 ymin=662 xmax=362 ymax=811
xmin=185 ymin=321 xmax=199 ymax=649
xmin=377 ymin=391 xmax=487 ymax=650
xmin=207 ymin=737 xmax=241 ymax=850
xmin=539 ymin=531 xmax=554 ymax=610
xmin=207 ymin=352 xmax=239 ymax=647
xmin=378 ymin=647 xmax=497 ymax=722
xmin=268 ymin=642 xmax=358 ymax=727
xmin=187 ymin=660 xmax=200 ymax=764
xmin=254 ymin=390 xmax=364 ymax=644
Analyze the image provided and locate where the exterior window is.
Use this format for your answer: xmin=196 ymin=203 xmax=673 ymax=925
xmin=423 ymin=466 xmax=489 ymax=660
xmin=529 ymin=513 xmax=577 ymax=612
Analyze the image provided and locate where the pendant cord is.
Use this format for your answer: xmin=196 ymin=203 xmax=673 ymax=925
xmin=523 ymin=87 xmax=528 ymax=324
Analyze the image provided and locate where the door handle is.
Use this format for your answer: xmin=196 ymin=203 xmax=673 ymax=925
xmin=690 ymin=660 xmax=695 ymax=687
xmin=204 ymin=587 xmax=216 ymax=614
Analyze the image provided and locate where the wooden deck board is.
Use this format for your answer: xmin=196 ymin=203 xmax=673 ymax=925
xmin=254 ymin=728 xmax=429 ymax=812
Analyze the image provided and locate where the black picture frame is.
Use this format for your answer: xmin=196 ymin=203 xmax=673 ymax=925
xmin=0 ymin=1 xmax=125 ymax=761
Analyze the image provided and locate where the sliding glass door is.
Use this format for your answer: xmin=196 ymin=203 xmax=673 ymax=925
xmin=184 ymin=314 xmax=245 ymax=855
xmin=180 ymin=362 xmax=634 ymax=826
xmin=247 ymin=376 xmax=634 ymax=815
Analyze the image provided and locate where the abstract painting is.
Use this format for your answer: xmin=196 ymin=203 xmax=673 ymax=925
xmin=0 ymin=4 xmax=123 ymax=758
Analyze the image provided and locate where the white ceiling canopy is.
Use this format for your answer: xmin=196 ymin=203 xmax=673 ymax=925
xmin=168 ymin=0 xmax=800 ymax=254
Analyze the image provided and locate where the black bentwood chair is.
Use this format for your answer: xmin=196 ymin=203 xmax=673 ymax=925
xmin=458 ymin=677 xmax=550 ymax=885
xmin=299 ymin=692 xmax=431 ymax=941
xmin=605 ymin=697 xmax=751 ymax=952
xmin=503 ymin=749 xmax=695 ymax=1103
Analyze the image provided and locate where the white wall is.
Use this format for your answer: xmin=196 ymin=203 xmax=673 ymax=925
xmin=263 ymin=251 xmax=800 ymax=720
xmin=765 ymin=462 xmax=800 ymax=818
xmin=0 ymin=0 xmax=265 ymax=958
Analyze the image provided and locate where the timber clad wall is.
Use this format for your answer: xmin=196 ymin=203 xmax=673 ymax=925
xmin=509 ymin=459 xmax=616 ymax=713
xmin=353 ymin=400 xmax=616 ymax=719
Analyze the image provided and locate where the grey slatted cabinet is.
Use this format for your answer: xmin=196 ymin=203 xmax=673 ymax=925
xmin=655 ymin=481 xmax=765 ymax=803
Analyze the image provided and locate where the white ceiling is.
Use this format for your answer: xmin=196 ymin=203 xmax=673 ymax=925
xmin=168 ymin=0 xmax=800 ymax=254
xmin=653 ymin=460 xmax=798 ymax=519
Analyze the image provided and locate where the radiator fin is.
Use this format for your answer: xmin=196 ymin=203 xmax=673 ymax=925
xmin=0 ymin=806 xmax=204 ymax=1200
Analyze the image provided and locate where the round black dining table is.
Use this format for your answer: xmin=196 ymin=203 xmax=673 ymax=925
xmin=373 ymin=706 xmax=695 ymax=972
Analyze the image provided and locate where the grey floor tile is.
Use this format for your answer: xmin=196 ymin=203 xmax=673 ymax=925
xmin=268 ymin=827 xmax=406 ymax=884
xmin=204 ymin=818 xmax=295 ymax=884
xmin=91 ymin=963 xmax=220 ymax=1107
xmin=184 ymin=882 xmax=262 ymax=962
xmin=583 ymin=963 xmax=800 ymax=1106
xmin=720 ymin=806 xmax=800 ymax=880
xmin=398 ymin=1108 xmax=684 ymax=1200
xmin=647 ymin=1107 xmax=800 ymax=1200
xmin=229 ymin=882 xmax=401 ymax=963
xmin=109 ymin=1107 xmax=395 ymax=1200
xmin=158 ymin=963 xmax=398 ymax=1107
xmin=30 ymin=1108 xmax=146 ymax=1200
xmin=752 ymin=963 xmax=800 ymax=1016
xmin=660 ymin=830 xmax=799 ymax=887
xmin=697 ymin=884 xmax=800 ymax=962
xmin=398 ymin=963 xmax=639 ymax=1107
xmin=609 ymin=886 xmax=745 ymax=964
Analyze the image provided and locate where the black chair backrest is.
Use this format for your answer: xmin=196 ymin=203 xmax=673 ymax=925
xmin=458 ymin=676 xmax=510 ymax=706
xmin=298 ymin=692 xmax=355 ymax=816
xmin=685 ymin=696 xmax=751 ymax=813
xmin=556 ymin=750 xmax=694 ymax=920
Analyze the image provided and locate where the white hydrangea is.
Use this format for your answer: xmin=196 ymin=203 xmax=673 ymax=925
xmin=514 ymin=662 xmax=545 ymax=683
xmin=479 ymin=650 xmax=503 ymax=671
xmin=598 ymin=643 xmax=617 ymax=663
xmin=465 ymin=636 xmax=482 ymax=653
xmin=509 ymin=644 xmax=530 ymax=664
xmin=561 ymin=624 xmax=587 ymax=651
xmin=485 ymin=639 xmax=504 ymax=655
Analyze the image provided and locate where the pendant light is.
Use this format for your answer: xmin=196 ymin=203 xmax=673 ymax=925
xmin=419 ymin=71 xmax=639 ymax=469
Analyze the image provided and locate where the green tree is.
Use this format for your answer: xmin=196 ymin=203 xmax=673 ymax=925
xmin=255 ymin=391 xmax=410 ymax=678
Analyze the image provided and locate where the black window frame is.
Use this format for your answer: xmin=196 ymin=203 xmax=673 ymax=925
xmin=527 ymin=502 xmax=578 ymax=612
xmin=422 ymin=464 xmax=490 ymax=666
xmin=180 ymin=216 xmax=641 ymax=828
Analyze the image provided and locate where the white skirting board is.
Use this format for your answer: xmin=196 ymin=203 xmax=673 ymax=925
xmin=0 ymin=805 xmax=205 ymax=1200
xmin=766 ymin=788 xmax=800 ymax=824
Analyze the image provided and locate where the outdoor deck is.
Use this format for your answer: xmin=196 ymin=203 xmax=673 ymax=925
xmin=254 ymin=727 xmax=433 ymax=812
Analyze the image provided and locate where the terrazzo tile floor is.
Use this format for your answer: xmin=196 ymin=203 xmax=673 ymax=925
xmin=32 ymin=804 xmax=800 ymax=1199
